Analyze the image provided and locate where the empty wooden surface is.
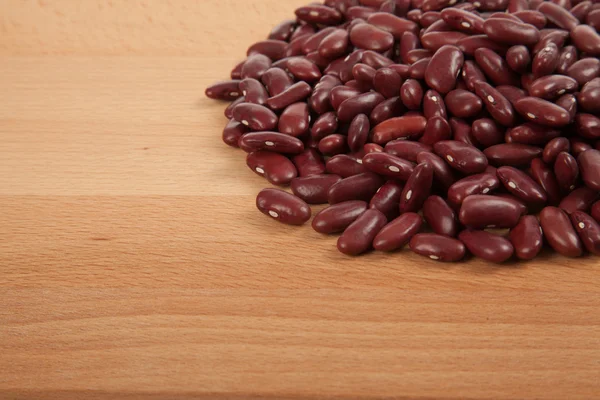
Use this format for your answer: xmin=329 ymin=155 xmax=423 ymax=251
xmin=1 ymin=1 xmax=599 ymax=399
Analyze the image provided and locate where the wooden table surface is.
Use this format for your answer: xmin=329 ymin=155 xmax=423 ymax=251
xmin=1 ymin=1 xmax=599 ymax=399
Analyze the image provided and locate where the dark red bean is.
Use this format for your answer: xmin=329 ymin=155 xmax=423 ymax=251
xmin=311 ymin=112 xmax=338 ymax=142
xmin=509 ymin=215 xmax=543 ymax=260
xmin=417 ymin=151 xmax=456 ymax=192
xmin=373 ymin=68 xmax=402 ymax=99
xmin=363 ymin=152 xmax=415 ymax=180
xmin=409 ymin=233 xmax=466 ymax=262
xmin=241 ymin=54 xmax=272 ymax=80
xmin=256 ymin=188 xmax=311 ymax=226
xmin=232 ymin=103 xmax=278 ymax=131
xmin=559 ymin=187 xmax=599 ymax=214
xmin=295 ymin=5 xmax=343 ymax=25
xmin=373 ymin=212 xmax=422 ymax=251
xmin=308 ymin=50 xmax=335 ymax=70
xmin=484 ymin=143 xmax=542 ymax=167
xmin=290 ymin=24 xmax=316 ymax=41
xmin=399 ymin=32 xmax=421 ymax=64
xmin=291 ymin=174 xmax=343 ymax=204
xmin=247 ymin=40 xmax=287 ymax=61
xmin=514 ymin=97 xmax=570 ymax=127
xmin=239 ymin=78 xmax=269 ymax=106
xmin=433 ymin=140 xmax=488 ymax=175
xmin=425 ymin=45 xmax=464 ymax=94
xmin=337 ymin=91 xmax=385 ymax=122
xmin=506 ymin=45 xmax=531 ymax=73
xmin=286 ymin=57 xmax=322 ymax=83
xmin=361 ymin=50 xmax=394 ymax=69
xmin=556 ymin=46 xmax=578 ymax=75
xmin=540 ymin=206 xmax=583 ymax=257
xmin=506 ymin=123 xmax=559 ymax=146
xmin=337 ymin=209 xmax=387 ymax=255
xmin=313 ymin=199 xmax=368 ymax=233
xmin=567 ymin=58 xmax=600 ymax=86
xmin=239 ymin=131 xmax=304 ymax=155
xmin=575 ymin=114 xmax=600 ymax=140
xmin=399 ymin=163 xmax=433 ymax=213
xmin=423 ymin=90 xmax=447 ymax=119
xmin=400 ymin=79 xmax=424 ymax=110
xmin=457 ymin=35 xmax=508 ymax=57
xmin=459 ymin=230 xmax=514 ymax=263
xmin=406 ymin=48 xmax=433 ymax=64
xmin=533 ymin=30 xmax=569 ymax=56
xmin=475 ymin=48 xmax=519 ymax=87
xmin=421 ymin=31 xmax=468 ymax=52
xmin=578 ymin=78 xmax=600 ymax=114
xmin=450 ymin=118 xmax=475 ymax=146
xmin=224 ymin=95 xmax=245 ymax=118
xmin=205 ymin=80 xmax=241 ymax=101
xmin=328 ymin=172 xmax=384 ymax=204
xmin=531 ymin=42 xmax=560 ymax=78
xmin=369 ymin=180 xmax=404 ymax=220
xmin=459 ymin=194 xmax=522 ymax=229
xmin=471 ymin=118 xmax=504 ymax=148
xmin=513 ymin=10 xmax=547 ymax=29
xmin=293 ymin=149 xmax=326 ymax=177
xmin=448 ymin=173 xmax=499 ymax=208
xmin=319 ymin=29 xmax=350 ymax=59
xmin=579 ymin=149 xmax=600 ymax=191
xmin=350 ymin=23 xmax=394 ymax=52
xmin=345 ymin=113 xmax=369 ymax=153
xmin=472 ymin=81 xmax=516 ymax=127
xmin=570 ymin=211 xmax=600 ymax=255
xmin=537 ymin=1 xmax=579 ymax=30
xmin=543 ymin=137 xmax=570 ymax=164
xmin=370 ymin=96 xmax=405 ymax=126
xmin=462 ymin=60 xmax=486 ymax=91
xmin=352 ymin=63 xmax=377 ymax=82
xmin=408 ymin=57 xmax=431 ymax=80
xmin=308 ymin=75 xmax=341 ymax=114
xmin=497 ymin=166 xmax=547 ymax=205
xmin=346 ymin=6 xmax=377 ymax=21
xmin=445 ymin=89 xmax=483 ymax=119
xmin=440 ymin=7 xmax=485 ymax=34
xmin=330 ymin=86 xmax=362 ymax=111
xmin=367 ymin=12 xmax=419 ymax=39
xmin=230 ymin=61 xmax=244 ymax=80
xmin=420 ymin=116 xmax=451 ymax=146
xmin=269 ymin=20 xmax=296 ymax=41
xmin=222 ymin=119 xmax=249 ymax=148
xmin=372 ymin=115 xmax=427 ymax=144
xmin=278 ymin=103 xmax=310 ymax=137
xmin=319 ymin=134 xmax=348 ymax=156
xmin=248 ymin=150 xmax=297 ymax=187
xmin=326 ymin=154 xmax=367 ymax=177
xmin=554 ymin=151 xmax=579 ymax=192
xmin=364 ymin=143 xmax=383 ymax=154
xmin=286 ymin=34 xmax=312 ymax=58
xmin=571 ymin=139 xmax=593 ymax=158
xmin=529 ymin=75 xmax=578 ymax=101
xmin=267 ymin=81 xmax=312 ymax=110
xmin=302 ymin=27 xmax=338 ymax=54
xmin=530 ymin=158 xmax=561 ymax=206
xmin=555 ymin=94 xmax=577 ymax=122
xmin=483 ymin=18 xmax=540 ymax=46
xmin=422 ymin=16 xmax=449 ymax=32
xmin=587 ymin=8 xmax=600 ymax=30
xmin=571 ymin=25 xmax=600 ymax=56
xmin=423 ymin=195 xmax=458 ymax=237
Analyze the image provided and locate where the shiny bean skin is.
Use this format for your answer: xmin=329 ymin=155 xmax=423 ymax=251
xmin=540 ymin=206 xmax=583 ymax=257
xmin=278 ymin=103 xmax=310 ymax=137
xmin=530 ymin=158 xmax=562 ymax=205
xmin=559 ymin=187 xmax=599 ymax=214
xmin=232 ymin=103 xmax=278 ymax=131
xmin=291 ymin=174 xmax=343 ymax=204
xmin=311 ymin=112 xmax=338 ymax=142
xmin=268 ymin=20 xmax=296 ymax=41
xmin=256 ymin=188 xmax=311 ymax=226
xmin=448 ymin=173 xmax=500 ymax=209
xmin=421 ymin=31 xmax=468 ymax=52
xmin=506 ymin=46 xmax=531 ymax=73
xmin=450 ymin=118 xmax=476 ymax=146
xmin=385 ymin=140 xmax=432 ymax=163
xmin=400 ymin=32 xmax=421 ymax=64
xmin=337 ymin=91 xmax=385 ymax=122
xmin=578 ymin=149 xmax=600 ymax=191
xmin=537 ymin=1 xmax=579 ymax=30
xmin=457 ymin=35 xmax=509 ymax=57
xmin=575 ymin=114 xmax=600 ymax=140
xmin=579 ymin=78 xmax=600 ymax=114
xmin=241 ymin=54 xmax=272 ymax=80
xmin=424 ymin=45 xmax=464 ymax=94
xmin=369 ymin=180 xmax=404 ymax=220
xmin=239 ymin=78 xmax=269 ymax=106
xmin=445 ymin=89 xmax=482 ymax=119
xmin=514 ymin=97 xmax=570 ymax=127
xmin=230 ymin=60 xmax=244 ymax=80
xmin=373 ymin=212 xmax=422 ymax=251
xmin=571 ymin=25 xmax=600 ymax=56
xmin=484 ymin=143 xmax=542 ymax=167
xmin=309 ymin=75 xmax=342 ymax=114
xmin=543 ymin=137 xmax=570 ymax=164
xmin=556 ymin=94 xmax=577 ymax=122
xmin=423 ymin=195 xmax=458 ymax=237
xmin=567 ymin=58 xmax=600 ymax=86
xmin=472 ymin=81 xmax=516 ymax=127
xmin=247 ymin=40 xmax=287 ymax=61
xmin=409 ymin=233 xmax=466 ymax=262
xmin=472 ymin=118 xmax=504 ymax=148
xmin=363 ymin=152 xmax=416 ymax=180
xmin=483 ymin=18 xmax=540 ymax=46
xmin=337 ymin=209 xmax=387 ymax=255
xmin=570 ymin=211 xmax=600 ymax=255
xmin=474 ymin=48 xmax=519 ymax=87
xmin=293 ymin=149 xmax=326 ymax=177
xmin=401 ymin=79 xmax=424 ymax=110
xmin=330 ymin=86 xmax=362 ymax=111
xmin=318 ymin=29 xmax=350 ymax=59
xmin=373 ymin=68 xmax=402 ymax=99
xmin=224 ymin=96 xmax=246 ymax=119
xmin=408 ymin=57 xmax=431 ymax=80
xmin=459 ymin=195 xmax=523 ymax=229
xmin=420 ymin=116 xmax=451 ymax=146
xmin=350 ymin=23 xmax=394 ymax=52
xmin=347 ymin=114 xmax=370 ymax=152
xmin=399 ymin=162 xmax=433 ymax=213
xmin=423 ymin=90 xmax=447 ymax=119
xmin=267 ymin=81 xmax=312 ymax=110
xmin=222 ymin=119 xmax=249 ymax=148
xmin=370 ymin=96 xmax=405 ymax=126
xmin=531 ymin=42 xmax=560 ymax=78
xmin=529 ymin=75 xmax=578 ymax=100
xmin=240 ymin=131 xmax=304 ymax=155
xmin=417 ymin=151 xmax=456 ymax=192
xmin=205 ymin=80 xmax=242 ymax=101
xmin=509 ymin=215 xmax=543 ymax=260
xmin=497 ymin=166 xmax=547 ymax=205
xmin=556 ymin=46 xmax=578 ymax=75
xmin=462 ymin=60 xmax=486 ymax=91
xmin=361 ymin=50 xmax=394 ymax=69
xmin=326 ymin=154 xmax=368 ymax=177
xmin=459 ymin=230 xmax=514 ymax=263
xmin=367 ymin=12 xmax=419 ymax=39
xmin=247 ymin=151 xmax=297 ymax=186
xmin=295 ymin=5 xmax=343 ymax=25
xmin=328 ymin=172 xmax=384 ymax=204
xmin=406 ymin=49 xmax=434 ymax=64
xmin=319 ymin=134 xmax=348 ymax=156
xmin=554 ymin=151 xmax=579 ymax=192
xmin=440 ymin=8 xmax=485 ymax=34
xmin=433 ymin=140 xmax=488 ymax=175
xmin=352 ymin=63 xmax=376 ymax=82
xmin=372 ymin=115 xmax=427 ymax=144
xmin=513 ymin=10 xmax=547 ymax=29
xmin=506 ymin=123 xmax=559 ymax=146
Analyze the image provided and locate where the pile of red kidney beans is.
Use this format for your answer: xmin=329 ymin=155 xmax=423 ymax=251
xmin=205 ymin=0 xmax=600 ymax=263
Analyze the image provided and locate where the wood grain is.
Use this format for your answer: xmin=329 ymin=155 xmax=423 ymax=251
xmin=1 ymin=1 xmax=599 ymax=399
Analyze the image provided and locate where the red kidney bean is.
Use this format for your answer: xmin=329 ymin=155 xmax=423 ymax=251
xmin=373 ymin=68 xmax=402 ymax=99
xmin=269 ymin=20 xmax=296 ymax=41
xmin=247 ymin=40 xmax=287 ymax=61
xmin=337 ymin=91 xmax=385 ymax=122
xmin=471 ymin=118 xmax=504 ymax=148
xmin=559 ymin=187 xmax=599 ymax=214
xmin=373 ymin=212 xmax=422 ymax=251
xmin=290 ymin=24 xmax=316 ymax=42
xmin=278 ymin=103 xmax=309 ymax=137
xmin=408 ymin=57 xmax=431 ymax=80
xmin=540 ymin=206 xmax=583 ymax=257
xmin=247 ymin=150 xmax=298 ymax=187
xmin=530 ymin=158 xmax=561 ymax=206
xmin=361 ymin=50 xmax=394 ymax=69
xmin=445 ymin=89 xmax=483 ymax=119
xmin=328 ymin=172 xmax=384 ymax=204
xmin=225 ymin=96 xmax=246 ymax=120
xmin=222 ymin=119 xmax=249 ymax=148
xmin=567 ymin=58 xmax=600 ymax=86
xmin=457 ymin=35 xmax=508 ymax=57
xmin=256 ymin=188 xmax=311 ymax=226
xmin=440 ymin=7 xmax=485 ymax=34
xmin=423 ymin=195 xmax=458 ymax=237
xmin=578 ymin=78 xmax=600 ymax=114
xmin=205 ymin=80 xmax=241 ymax=101
xmin=352 ymin=63 xmax=377 ymax=82
xmin=240 ymin=131 xmax=304 ymax=155
xmin=579 ymin=149 xmax=600 ymax=191
xmin=575 ymin=114 xmax=600 ymax=140
xmin=399 ymin=162 xmax=433 ymax=213
xmin=318 ymin=29 xmax=349 ymax=60
xmin=483 ymin=18 xmax=540 ymax=46
xmin=367 ymin=12 xmax=419 ymax=39
xmin=406 ymin=8 xmax=422 ymax=23
xmin=406 ymin=48 xmax=433 ymax=64
xmin=554 ymin=151 xmax=579 ymax=192
xmin=529 ymin=75 xmax=578 ymax=101
xmin=474 ymin=48 xmax=519 ymax=87
xmin=240 ymin=78 xmax=269 ymax=106
xmin=232 ymin=103 xmax=278 ymax=131
xmin=433 ymin=140 xmax=488 ymax=175
xmin=424 ymin=45 xmax=464 ymax=94
xmin=293 ymin=149 xmax=326 ymax=177
xmin=286 ymin=34 xmax=312 ymax=58
xmin=506 ymin=123 xmax=559 ymax=146
xmin=349 ymin=23 xmax=394 ymax=52
xmin=459 ymin=230 xmax=514 ymax=263
xmin=459 ymin=194 xmax=522 ymax=229
xmin=462 ymin=60 xmax=486 ymax=91
xmin=372 ymin=115 xmax=428 ymax=144
xmin=370 ymin=96 xmax=405 ymax=126
xmin=364 ymin=143 xmax=383 ymax=154
xmin=570 ymin=211 xmax=600 ymax=255
xmin=509 ymin=215 xmax=543 ymax=260
xmin=537 ymin=1 xmax=579 ymax=30
xmin=409 ymin=233 xmax=466 ymax=262
xmin=337 ymin=209 xmax=387 ymax=255
xmin=330 ymin=86 xmax=362 ymax=111
xmin=399 ymin=32 xmax=421 ymax=64
xmin=241 ymin=54 xmax=272 ymax=80
xmin=319 ymin=134 xmax=348 ymax=156
xmin=484 ymin=143 xmax=542 ymax=167
xmin=531 ymin=42 xmax=559 ymax=78
xmin=555 ymin=94 xmax=577 ymax=122
xmin=421 ymin=31 xmax=468 ymax=52
xmin=450 ymin=118 xmax=476 ymax=146
xmin=593 ymin=201 xmax=600 ymax=223
xmin=369 ymin=180 xmax=404 ymax=220
xmin=346 ymin=6 xmax=378 ymax=21
xmin=421 ymin=15 xmax=447 ymax=31
xmin=311 ymin=112 xmax=338 ymax=142
xmin=286 ymin=57 xmax=321 ymax=83
xmin=543 ymin=137 xmax=570 ymax=164
xmin=291 ymin=174 xmax=343 ymax=204
xmin=533 ymin=30 xmax=569 ymax=56
xmin=420 ymin=116 xmax=451 ymax=146
xmin=514 ymin=97 xmax=570 ymax=128
xmin=309 ymin=75 xmax=341 ymax=114
xmin=308 ymin=50 xmax=335 ymax=70
xmin=571 ymin=139 xmax=593 ymax=158
xmin=571 ymin=25 xmax=600 ymax=56
xmin=506 ymin=45 xmax=531 ymax=74
xmin=472 ymin=81 xmax=516 ymax=127
xmin=326 ymin=154 xmax=367 ymax=177
xmin=347 ymin=113 xmax=370 ymax=152
xmin=400 ymin=79 xmax=424 ymax=110
xmin=417 ymin=151 xmax=456 ymax=191
xmin=267 ymin=81 xmax=312 ymax=110
xmin=363 ymin=151 xmax=415 ymax=180
xmin=556 ymin=46 xmax=578 ymax=75
xmin=230 ymin=60 xmax=245 ymax=80
xmin=295 ymin=5 xmax=343 ymax=25
xmin=423 ymin=90 xmax=447 ymax=119
xmin=450 ymin=173 xmax=498 ymax=209
xmin=497 ymin=166 xmax=548 ymax=205
xmin=347 ymin=77 xmax=374 ymax=92
xmin=513 ymin=10 xmax=547 ymax=29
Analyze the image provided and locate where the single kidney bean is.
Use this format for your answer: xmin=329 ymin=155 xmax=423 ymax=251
xmin=445 ymin=89 xmax=483 ymax=119
xmin=293 ymin=149 xmax=326 ymax=177
xmin=543 ymin=137 xmax=570 ymax=164
xmin=399 ymin=31 xmax=421 ymax=64
xmin=484 ymin=143 xmax=542 ymax=167
xmin=570 ymin=211 xmax=600 ymax=255
xmin=409 ymin=233 xmax=466 ymax=262
xmin=239 ymin=131 xmax=304 ymax=155
xmin=360 ymin=50 xmax=394 ymax=69
xmin=533 ymin=30 xmax=569 ymax=56
xmin=278 ymin=103 xmax=310 ymax=137
xmin=290 ymin=24 xmax=315 ymax=41
xmin=578 ymin=78 xmax=600 ymax=114
xmin=347 ymin=114 xmax=370 ymax=153
xmin=417 ymin=152 xmax=456 ymax=192
xmin=286 ymin=57 xmax=322 ymax=83
xmin=559 ymin=187 xmax=599 ymax=214
xmin=328 ymin=50 xmax=363 ymax=82
xmin=475 ymin=48 xmax=519 ymax=87
xmin=507 ymin=123 xmax=559 ymax=146
xmin=337 ymin=91 xmax=385 ymax=122
xmin=514 ymin=97 xmax=570 ymax=127
xmin=406 ymin=48 xmax=434 ymax=64
xmin=593 ymin=201 xmax=600 ymax=223
xmin=440 ymin=7 xmax=485 ymax=34
xmin=459 ymin=230 xmax=514 ymax=263
xmin=247 ymin=151 xmax=297 ymax=186
xmin=567 ymin=58 xmax=600 ymax=86
xmin=407 ymin=57 xmax=432 ymax=80
xmin=575 ymin=114 xmax=600 ymax=140
xmin=400 ymin=79 xmax=424 ymax=110
xmin=367 ymin=12 xmax=419 ymax=39
xmin=540 ymin=206 xmax=583 ymax=257
xmin=286 ymin=34 xmax=312 ymax=58
xmin=459 ymin=194 xmax=522 ymax=229
xmin=471 ymin=118 xmax=505 ymax=148
xmin=311 ymin=112 xmax=338 ymax=142
xmin=291 ymin=174 xmax=343 ymax=204
xmin=579 ymin=149 xmax=600 ymax=191
xmin=370 ymin=96 xmax=405 ymax=126
xmin=205 ymin=80 xmax=241 ymax=101
xmin=247 ymin=40 xmax=287 ymax=61
xmin=433 ymin=140 xmax=488 ymax=175
xmin=421 ymin=31 xmax=468 ymax=52
xmin=363 ymin=152 xmax=416 ymax=180
xmin=497 ymin=166 xmax=548 ymax=205
xmin=330 ymin=86 xmax=362 ymax=111
xmin=241 ymin=54 xmax=272 ymax=80
xmin=423 ymin=90 xmax=447 ymax=119
xmin=384 ymin=140 xmax=433 ymax=163
xmin=319 ymin=134 xmax=348 ymax=156
xmin=295 ymin=5 xmax=343 ymax=25
xmin=529 ymin=75 xmax=578 ymax=100
xmin=364 ymin=143 xmax=383 ymax=154
xmin=240 ymin=78 xmax=269 ymax=106
xmin=424 ymin=45 xmax=464 ymax=94
xmin=372 ymin=115 xmax=428 ymax=144
xmin=224 ymin=96 xmax=246 ymax=119
xmin=399 ymin=162 xmax=433 ymax=213
xmin=267 ymin=81 xmax=312 ymax=110
xmin=268 ymin=19 xmax=295 ymax=42
xmin=309 ymin=75 xmax=341 ymax=114
xmin=230 ymin=60 xmax=244 ymax=80
xmin=513 ymin=10 xmax=547 ymax=29
xmin=256 ymin=188 xmax=311 ymax=226
xmin=318 ymin=29 xmax=350 ymax=60
xmin=556 ymin=46 xmax=578 ymax=75
xmin=352 ymin=63 xmax=376 ymax=82
xmin=571 ymin=25 xmax=600 ymax=56
xmin=555 ymin=94 xmax=577 ymax=122
xmin=313 ymin=200 xmax=368 ymax=234
xmin=554 ymin=151 xmax=579 ymax=192
xmin=450 ymin=117 xmax=475 ymax=146
xmin=472 ymin=81 xmax=516 ymax=127
xmin=532 ymin=42 xmax=560 ymax=78
xmin=232 ymin=103 xmax=278 ymax=131
xmin=370 ymin=180 xmax=404 ymax=220
xmin=447 ymin=173 xmax=499 ymax=209
xmin=373 ymin=68 xmax=402 ymax=99
xmin=326 ymin=154 xmax=367 ymax=177
xmin=462 ymin=60 xmax=486 ymax=91
xmin=222 ymin=119 xmax=249 ymax=148
xmin=423 ymin=195 xmax=458 ymax=237
xmin=420 ymin=116 xmax=451 ymax=146
xmin=483 ymin=18 xmax=540 ymax=46
xmin=457 ymin=35 xmax=508 ymax=57
xmin=509 ymin=215 xmax=543 ymax=260
xmin=337 ymin=209 xmax=387 ymax=255
xmin=537 ymin=1 xmax=579 ymax=30
xmin=328 ymin=172 xmax=384 ymax=204
xmin=373 ymin=212 xmax=422 ymax=251
xmin=350 ymin=23 xmax=394 ymax=52
xmin=530 ymin=158 xmax=562 ymax=205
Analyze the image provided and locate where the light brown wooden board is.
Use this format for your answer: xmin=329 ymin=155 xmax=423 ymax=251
xmin=1 ymin=1 xmax=599 ymax=399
